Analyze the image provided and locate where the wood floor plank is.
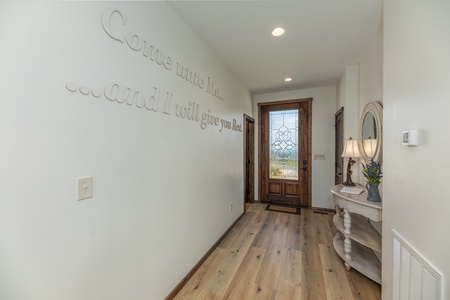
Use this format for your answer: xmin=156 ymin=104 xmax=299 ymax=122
xmin=226 ymin=282 xmax=276 ymax=300
xmin=299 ymin=209 xmax=328 ymax=300
xmin=254 ymin=244 xmax=285 ymax=291
xmin=344 ymin=266 xmax=382 ymax=300
xmin=251 ymin=209 xmax=277 ymax=248
xmin=222 ymin=246 xmax=266 ymax=299
xmin=275 ymin=247 xmax=302 ymax=300
xmin=284 ymin=213 xmax=302 ymax=250
xmin=218 ymin=207 xmax=257 ymax=250
xmin=199 ymin=208 xmax=263 ymax=297
xmin=273 ymin=212 xmax=290 ymax=247
xmin=176 ymin=248 xmax=229 ymax=300
xmin=279 ymin=247 xmax=302 ymax=287
xmin=197 ymin=291 xmax=221 ymax=299
xmin=316 ymin=212 xmax=335 ymax=246
xmin=254 ymin=212 xmax=289 ymax=291
xmin=274 ymin=282 xmax=301 ymax=300
xmin=319 ymin=243 xmax=354 ymax=300
xmin=173 ymin=203 xmax=381 ymax=300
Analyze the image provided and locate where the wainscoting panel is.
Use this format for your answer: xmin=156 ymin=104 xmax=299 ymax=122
xmin=392 ymin=229 xmax=445 ymax=300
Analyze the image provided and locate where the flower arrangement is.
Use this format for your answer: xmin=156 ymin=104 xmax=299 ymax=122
xmin=361 ymin=159 xmax=382 ymax=184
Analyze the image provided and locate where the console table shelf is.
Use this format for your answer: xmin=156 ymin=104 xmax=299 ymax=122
xmin=333 ymin=234 xmax=381 ymax=284
xmin=331 ymin=184 xmax=382 ymax=284
xmin=333 ymin=213 xmax=381 ymax=251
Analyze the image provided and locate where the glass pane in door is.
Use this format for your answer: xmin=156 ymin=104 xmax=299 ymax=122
xmin=269 ymin=109 xmax=298 ymax=180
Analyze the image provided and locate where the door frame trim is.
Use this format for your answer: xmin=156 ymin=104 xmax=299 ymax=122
xmin=257 ymin=98 xmax=312 ymax=208
xmin=243 ymin=114 xmax=255 ymax=214
xmin=335 ymin=107 xmax=344 ymax=185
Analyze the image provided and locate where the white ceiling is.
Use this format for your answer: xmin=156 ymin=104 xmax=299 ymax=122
xmin=167 ymin=0 xmax=382 ymax=95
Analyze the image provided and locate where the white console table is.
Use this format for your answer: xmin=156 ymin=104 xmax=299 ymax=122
xmin=331 ymin=184 xmax=382 ymax=284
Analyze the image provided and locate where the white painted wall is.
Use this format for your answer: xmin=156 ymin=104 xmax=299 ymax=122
xmin=336 ymin=64 xmax=362 ymax=184
xmin=336 ymin=73 xmax=346 ymax=111
xmin=344 ymin=64 xmax=360 ymax=142
xmin=383 ymin=1 xmax=450 ymax=298
xmin=360 ymin=26 xmax=383 ymax=111
xmin=253 ymin=86 xmax=336 ymax=209
xmin=0 ymin=2 xmax=252 ymax=300
xmin=340 ymin=12 xmax=383 ymax=124
xmin=337 ymin=26 xmax=383 ymax=186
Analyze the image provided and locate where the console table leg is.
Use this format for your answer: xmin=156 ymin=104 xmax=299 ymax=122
xmin=343 ymin=209 xmax=351 ymax=234
xmin=344 ymin=237 xmax=352 ymax=270
xmin=343 ymin=209 xmax=352 ymax=270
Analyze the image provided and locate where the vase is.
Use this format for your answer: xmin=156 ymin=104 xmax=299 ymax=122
xmin=366 ymin=183 xmax=381 ymax=202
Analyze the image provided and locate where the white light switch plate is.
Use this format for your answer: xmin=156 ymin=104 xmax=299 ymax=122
xmin=77 ymin=176 xmax=93 ymax=200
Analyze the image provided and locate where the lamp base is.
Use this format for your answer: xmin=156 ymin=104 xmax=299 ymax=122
xmin=343 ymin=179 xmax=356 ymax=186
xmin=343 ymin=157 xmax=356 ymax=186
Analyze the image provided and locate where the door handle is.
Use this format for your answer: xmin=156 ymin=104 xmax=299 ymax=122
xmin=303 ymin=160 xmax=307 ymax=165
xmin=303 ymin=166 xmax=307 ymax=171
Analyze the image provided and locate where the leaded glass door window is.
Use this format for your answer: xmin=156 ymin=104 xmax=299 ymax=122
xmin=269 ymin=109 xmax=298 ymax=180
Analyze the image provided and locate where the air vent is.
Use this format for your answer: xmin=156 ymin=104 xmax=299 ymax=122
xmin=392 ymin=229 xmax=445 ymax=300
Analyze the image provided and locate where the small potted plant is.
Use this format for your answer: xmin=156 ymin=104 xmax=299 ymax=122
xmin=361 ymin=159 xmax=382 ymax=202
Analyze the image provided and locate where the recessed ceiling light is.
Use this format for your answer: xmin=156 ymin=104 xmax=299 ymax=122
xmin=284 ymin=77 xmax=293 ymax=82
xmin=271 ymin=27 xmax=286 ymax=37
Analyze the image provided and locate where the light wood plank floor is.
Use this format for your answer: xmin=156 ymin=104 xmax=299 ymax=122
xmin=174 ymin=203 xmax=381 ymax=300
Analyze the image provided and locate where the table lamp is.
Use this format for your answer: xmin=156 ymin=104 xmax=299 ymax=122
xmin=341 ymin=137 xmax=361 ymax=186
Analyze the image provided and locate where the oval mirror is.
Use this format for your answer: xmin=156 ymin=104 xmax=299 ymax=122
xmin=358 ymin=102 xmax=383 ymax=162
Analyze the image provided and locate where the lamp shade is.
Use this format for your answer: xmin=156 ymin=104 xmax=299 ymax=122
xmin=363 ymin=138 xmax=378 ymax=158
xmin=341 ymin=137 xmax=361 ymax=158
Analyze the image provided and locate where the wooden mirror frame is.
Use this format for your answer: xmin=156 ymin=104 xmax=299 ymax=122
xmin=358 ymin=102 xmax=383 ymax=163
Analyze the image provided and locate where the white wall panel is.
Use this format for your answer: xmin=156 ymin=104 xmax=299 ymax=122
xmin=0 ymin=2 xmax=252 ymax=299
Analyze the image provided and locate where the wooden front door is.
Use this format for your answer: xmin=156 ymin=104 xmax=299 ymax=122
xmin=259 ymin=99 xmax=311 ymax=207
